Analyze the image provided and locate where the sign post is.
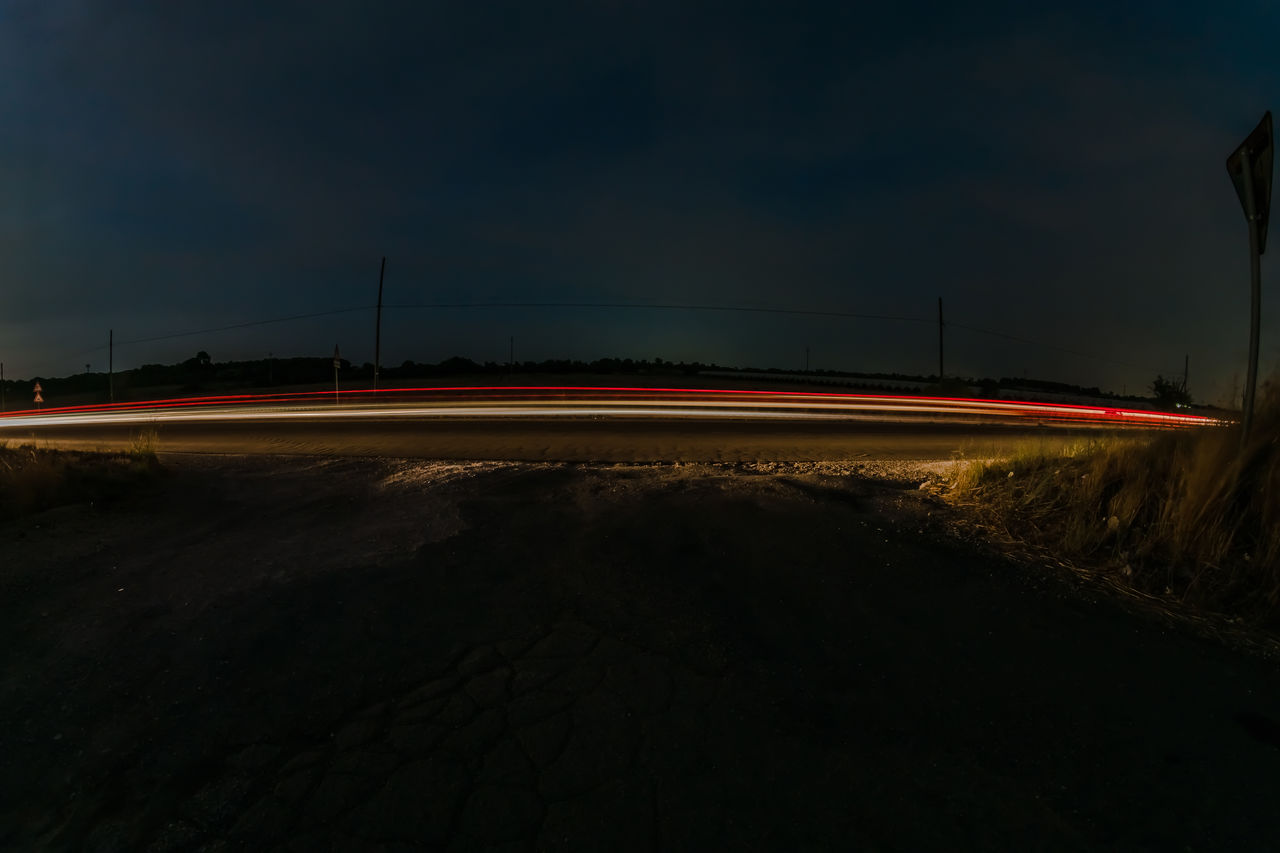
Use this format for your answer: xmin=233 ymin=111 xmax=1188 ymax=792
xmin=333 ymin=345 xmax=341 ymax=406
xmin=1225 ymin=111 xmax=1273 ymax=443
xmin=374 ymin=256 xmax=386 ymax=394
xmin=33 ymin=381 xmax=43 ymax=408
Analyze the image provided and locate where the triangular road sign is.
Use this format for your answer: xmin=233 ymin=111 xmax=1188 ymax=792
xmin=1226 ymin=111 xmax=1273 ymax=254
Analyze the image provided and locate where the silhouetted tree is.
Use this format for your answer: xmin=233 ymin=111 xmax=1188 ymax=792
xmin=183 ymin=351 xmax=212 ymax=370
xmin=1152 ymin=375 xmax=1191 ymax=408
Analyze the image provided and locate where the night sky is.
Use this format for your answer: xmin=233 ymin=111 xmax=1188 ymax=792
xmin=3 ymin=1 xmax=1278 ymax=404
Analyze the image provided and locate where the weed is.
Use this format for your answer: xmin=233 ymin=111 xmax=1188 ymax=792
xmin=946 ymin=381 xmax=1280 ymax=629
xmin=0 ymin=444 xmax=165 ymax=517
xmin=129 ymin=426 xmax=159 ymax=459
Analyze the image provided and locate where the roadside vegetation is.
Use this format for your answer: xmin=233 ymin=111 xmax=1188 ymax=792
xmin=0 ymin=431 xmax=163 ymax=517
xmin=945 ymin=382 xmax=1279 ymax=631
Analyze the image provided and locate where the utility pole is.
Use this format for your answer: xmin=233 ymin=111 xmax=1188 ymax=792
xmin=1182 ymin=354 xmax=1189 ymax=396
xmin=374 ymin=256 xmax=386 ymax=393
xmin=937 ymin=297 xmax=945 ymax=381
xmin=1225 ymin=111 xmax=1272 ymax=443
xmin=109 ymin=329 xmax=114 ymax=403
xmin=333 ymin=345 xmax=341 ymax=405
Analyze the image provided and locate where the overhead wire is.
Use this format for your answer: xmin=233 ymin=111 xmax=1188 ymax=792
xmin=67 ymin=306 xmax=374 ymax=356
xmin=385 ymin=301 xmax=932 ymax=324
xmin=946 ymin=321 xmax=1178 ymax=378
xmin=31 ymin=299 xmax=1178 ymax=380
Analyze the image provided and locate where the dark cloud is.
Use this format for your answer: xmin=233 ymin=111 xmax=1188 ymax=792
xmin=1 ymin=0 xmax=1277 ymax=404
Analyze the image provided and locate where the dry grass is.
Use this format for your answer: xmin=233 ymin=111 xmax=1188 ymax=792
xmin=0 ymin=438 xmax=164 ymax=517
xmin=945 ymin=382 xmax=1280 ymax=630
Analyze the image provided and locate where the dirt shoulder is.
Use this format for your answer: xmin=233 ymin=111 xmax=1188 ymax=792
xmin=2 ymin=454 xmax=1278 ymax=851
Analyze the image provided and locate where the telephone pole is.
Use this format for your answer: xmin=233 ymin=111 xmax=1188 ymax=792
xmin=374 ymin=256 xmax=386 ymax=393
xmin=937 ymin=297 xmax=945 ymax=381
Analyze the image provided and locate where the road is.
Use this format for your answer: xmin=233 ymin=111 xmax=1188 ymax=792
xmin=0 ymin=385 xmax=1216 ymax=461
xmin=1 ymin=386 xmax=1271 ymax=851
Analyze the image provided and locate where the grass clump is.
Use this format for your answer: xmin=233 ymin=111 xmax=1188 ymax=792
xmin=0 ymin=437 xmax=164 ymax=517
xmin=946 ymin=383 xmax=1280 ymax=630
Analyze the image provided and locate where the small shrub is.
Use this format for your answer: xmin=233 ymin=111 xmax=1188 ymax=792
xmin=130 ymin=426 xmax=159 ymax=459
xmin=946 ymin=381 xmax=1280 ymax=628
xmin=0 ymin=444 xmax=164 ymax=516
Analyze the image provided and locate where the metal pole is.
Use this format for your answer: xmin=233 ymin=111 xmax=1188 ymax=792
xmin=109 ymin=329 xmax=114 ymax=403
xmin=1 ymin=361 xmax=4 ymax=412
xmin=1240 ymin=154 xmax=1262 ymax=444
xmin=937 ymin=297 xmax=944 ymax=381
xmin=374 ymin=256 xmax=386 ymax=393
xmin=334 ymin=345 xmax=341 ymax=406
xmin=1182 ymin=354 xmax=1189 ymax=395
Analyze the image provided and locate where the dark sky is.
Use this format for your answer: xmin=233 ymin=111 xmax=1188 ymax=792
xmin=3 ymin=1 xmax=1277 ymax=402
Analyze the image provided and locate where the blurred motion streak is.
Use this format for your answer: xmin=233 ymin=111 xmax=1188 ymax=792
xmin=0 ymin=387 xmax=1224 ymax=430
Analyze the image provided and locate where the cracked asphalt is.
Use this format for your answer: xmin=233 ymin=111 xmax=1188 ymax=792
xmin=2 ymin=456 xmax=1279 ymax=851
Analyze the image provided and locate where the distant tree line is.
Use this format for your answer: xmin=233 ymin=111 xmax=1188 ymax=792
xmin=0 ymin=350 xmax=1184 ymax=409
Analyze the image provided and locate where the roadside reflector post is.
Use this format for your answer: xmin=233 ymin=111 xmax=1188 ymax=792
xmin=1225 ymin=111 xmax=1272 ymax=445
xmin=333 ymin=345 xmax=341 ymax=405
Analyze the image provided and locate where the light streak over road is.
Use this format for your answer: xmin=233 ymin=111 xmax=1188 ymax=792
xmin=0 ymin=386 xmax=1225 ymax=430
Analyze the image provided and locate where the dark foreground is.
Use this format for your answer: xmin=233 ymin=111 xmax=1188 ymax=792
xmin=2 ymin=456 xmax=1278 ymax=851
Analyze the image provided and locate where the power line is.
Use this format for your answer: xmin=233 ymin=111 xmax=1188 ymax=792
xmin=45 ymin=299 xmax=1176 ymax=380
xmin=72 ymin=306 xmax=374 ymax=354
xmin=385 ymin=301 xmax=932 ymax=325
xmin=947 ymin=321 xmax=1178 ymax=377
xmin=394 ymin=302 xmax=1180 ymax=376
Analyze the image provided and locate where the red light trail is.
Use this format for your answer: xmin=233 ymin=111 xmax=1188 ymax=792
xmin=0 ymin=386 xmax=1224 ymax=430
